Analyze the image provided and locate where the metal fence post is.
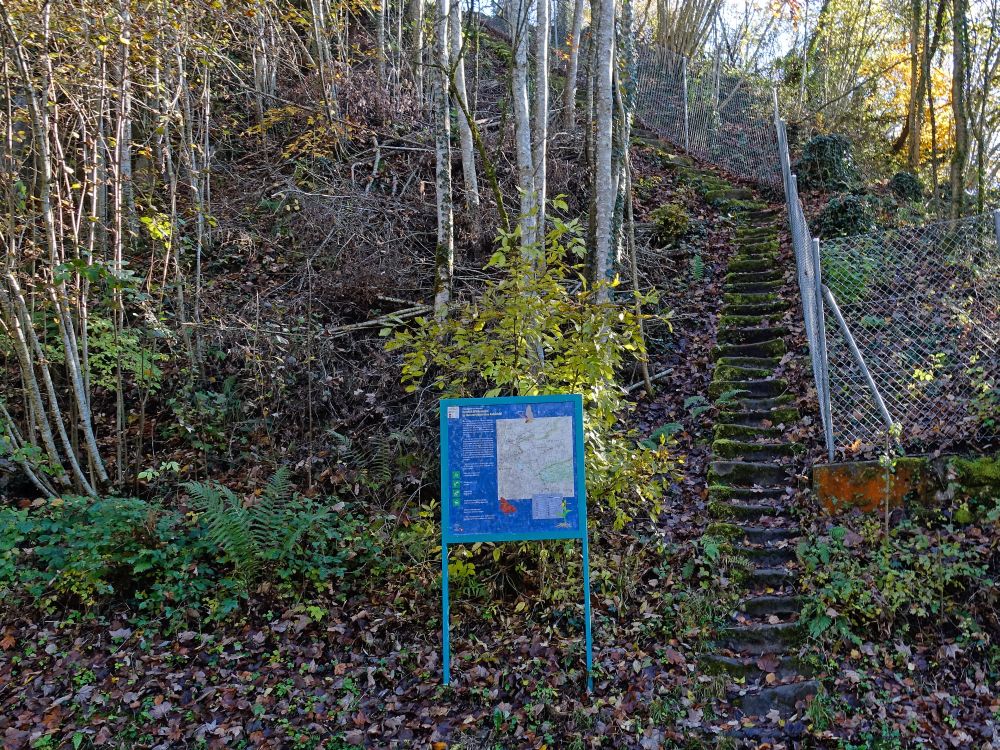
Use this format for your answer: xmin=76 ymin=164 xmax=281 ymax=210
xmin=812 ymin=238 xmax=836 ymax=462
xmin=681 ymin=56 xmax=689 ymax=153
xmin=994 ymin=210 xmax=1000 ymax=247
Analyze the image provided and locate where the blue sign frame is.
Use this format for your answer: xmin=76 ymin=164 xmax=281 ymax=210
xmin=440 ymin=394 xmax=593 ymax=690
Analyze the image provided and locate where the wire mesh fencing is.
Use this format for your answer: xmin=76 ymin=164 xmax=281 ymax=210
xmin=633 ymin=45 xmax=781 ymax=192
xmin=637 ymin=41 xmax=999 ymax=457
xmin=820 ymin=215 xmax=999 ymax=450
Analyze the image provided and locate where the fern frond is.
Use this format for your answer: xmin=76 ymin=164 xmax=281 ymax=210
xmin=186 ymin=480 xmax=258 ymax=585
xmin=265 ymin=466 xmax=293 ymax=504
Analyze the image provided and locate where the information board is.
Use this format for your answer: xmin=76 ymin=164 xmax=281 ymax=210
xmin=439 ymin=394 xmax=592 ymax=690
xmin=441 ymin=396 xmax=585 ymax=542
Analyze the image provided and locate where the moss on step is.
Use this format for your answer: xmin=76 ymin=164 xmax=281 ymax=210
xmin=738 ymin=240 xmax=780 ymax=253
xmin=724 ymin=271 xmax=783 ymax=286
xmin=713 ymin=439 xmax=802 ymax=459
xmin=717 ymin=327 xmax=789 ymax=346
xmin=708 ymin=460 xmax=787 ymax=486
xmin=705 ymin=522 xmax=744 ymax=541
xmin=724 ymin=292 xmax=782 ymax=306
xmin=951 ymin=454 xmax=1000 ymax=488
xmin=713 ymin=423 xmax=781 ymax=441
xmin=711 ymin=338 xmax=787 ymax=360
xmin=716 ymin=356 xmax=782 ymax=369
xmin=728 ymin=258 xmax=775 ymax=274
xmin=713 ymin=364 xmax=773 ymax=381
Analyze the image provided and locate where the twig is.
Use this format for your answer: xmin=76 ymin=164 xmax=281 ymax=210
xmin=626 ymin=367 xmax=674 ymax=393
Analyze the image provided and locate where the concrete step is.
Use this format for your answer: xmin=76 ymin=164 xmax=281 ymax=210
xmin=712 ymin=423 xmax=782 ymax=441
xmin=740 ymin=594 xmax=803 ymax=618
xmin=712 ymin=439 xmax=801 ymax=461
xmin=734 ymin=544 xmax=797 ymax=568
xmin=718 ymin=621 xmax=804 ymax=655
xmin=728 ymin=258 xmax=778 ymax=274
xmin=700 ymin=653 xmax=804 ymax=682
xmin=739 ymin=680 xmax=821 ymax=717
xmin=722 ymin=302 xmax=789 ymax=317
xmin=709 ymin=501 xmax=788 ymax=522
xmin=741 ymin=527 xmax=801 ymax=546
xmin=723 ymin=292 xmax=781 ymax=307
xmin=724 ymin=270 xmax=784 ymax=285
xmin=724 ymin=280 xmax=783 ymax=295
xmin=747 ymin=567 xmax=799 ymax=589
xmin=711 ymin=338 xmax=786 ymax=361
xmin=716 ymin=406 xmax=800 ymax=427
xmin=710 ymin=378 xmax=788 ymax=401
xmin=708 ymin=460 xmax=789 ymax=487
xmin=717 ymin=327 xmax=790 ymax=346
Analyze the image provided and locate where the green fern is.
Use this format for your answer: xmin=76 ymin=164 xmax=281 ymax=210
xmin=186 ymin=468 xmax=329 ymax=587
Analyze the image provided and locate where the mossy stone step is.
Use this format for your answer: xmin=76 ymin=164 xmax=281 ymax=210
xmin=747 ymin=567 xmax=799 ymax=589
xmin=713 ymin=423 xmax=781 ymax=441
xmin=717 ymin=327 xmax=789 ymax=347
xmin=739 ymin=680 xmax=820 ymax=717
xmin=730 ymin=250 xmax=780 ymax=264
xmin=718 ymin=621 xmax=804 ymax=655
xmin=741 ymin=527 xmax=800 ymax=546
xmin=708 ymin=500 xmax=787 ymax=521
xmin=733 ymin=544 xmax=797 ymax=567
xmin=738 ymin=240 xmax=780 ymax=253
xmin=706 ymin=188 xmax=755 ymax=204
xmin=735 ymin=228 xmax=779 ymax=241
xmin=723 ymin=302 xmax=789 ymax=317
xmin=724 ymin=280 xmax=784 ymax=295
xmin=709 ymin=378 xmax=788 ymax=400
xmin=718 ymin=313 xmax=782 ymax=328
xmin=715 ymin=356 xmax=782 ymax=369
xmin=728 ymin=258 xmax=776 ymax=274
xmin=712 ymin=438 xmax=801 ymax=461
xmin=708 ymin=460 xmax=789 ymax=487
xmin=717 ymin=406 xmax=799 ymax=427
xmin=708 ymin=484 xmax=785 ymax=501
xmin=740 ymin=594 xmax=803 ymax=618
xmin=700 ymin=653 xmax=803 ymax=681
xmin=723 ymin=292 xmax=782 ymax=307
xmin=736 ymin=394 xmax=795 ymax=412
xmin=724 ymin=270 xmax=783 ymax=285
xmin=713 ymin=363 xmax=773 ymax=382
xmin=711 ymin=338 xmax=786 ymax=360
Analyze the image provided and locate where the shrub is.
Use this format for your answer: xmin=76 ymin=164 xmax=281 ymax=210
xmin=888 ymin=171 xmax=924 ymax=201
xmin=798 ymin=518 xmax=994 ymax=649
xmin=387 ymin=211 xmax=678 ymax=528
xmin=649 ymin=202 xmax=690 ymax=246
xmin=0 ymin=481 xmax=378 ymax=621
xmin=816 ymin=193 xmax=877 ymax=237
xmin=796 ymin=134 xmax=859 ymax=191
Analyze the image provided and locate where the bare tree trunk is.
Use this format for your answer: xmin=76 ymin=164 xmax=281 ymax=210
xmin=410 ymin=0 xmax=425 ymax=100
xmin=533 ymin=0 xmax=550 ymax=239
xmin=450 ymin=0 xmax=480 ymax=217
xmin=433 ymin=0 xmax=454 ymax=316
xmin=594 ymin=0 xmax=615 ymax=298
xmin=949 ymin=0 xmax=969 ymax=218
xmin=511 ymin=0 xmax=537 ymax=250
xmin=562 ymin=0 xmax=587 ymax=127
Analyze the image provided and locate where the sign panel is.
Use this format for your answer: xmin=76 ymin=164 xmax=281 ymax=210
xmin=441 ymin=396 xmax=585 ymax=542
xmin=439 ymin=394 xmax=592 ymax=690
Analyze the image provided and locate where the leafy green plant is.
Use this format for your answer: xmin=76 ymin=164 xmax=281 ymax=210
xmin=798 ymin=519 xmax=991 ymax=649
xmin=185 ymin=468 xmax=334 ymax=587
xmin=649 ymin=202 xmax=690 ymax=246
xmin=388 ymin=212 xmax=677 ymax=528
xmin=796 ymin=134 xmax=859 ymax=191
xmin=888 ymin=171 xmax=923 ymax=201
xmin=816 ymin=193 xmax=877 ymax=237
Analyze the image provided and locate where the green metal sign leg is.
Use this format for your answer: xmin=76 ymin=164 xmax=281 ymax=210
xmin=442 ymin=542 xmax=450 ymax=685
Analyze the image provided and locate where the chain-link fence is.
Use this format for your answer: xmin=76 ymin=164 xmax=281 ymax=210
xmin=635 ymin=42 xmax=999 ymax=458
xmin=633 ymin=45 xmax=781 ymax=192
xmin=820 ymin=215 xmax=999 ymax=450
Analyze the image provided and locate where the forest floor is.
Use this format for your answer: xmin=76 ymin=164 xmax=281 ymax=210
xmin=3 ymin=135 xmax=999 ymax=750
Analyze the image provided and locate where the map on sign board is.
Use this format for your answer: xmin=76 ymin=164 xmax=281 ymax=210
xmin=441 ymin=396 xmax=585 ymax=541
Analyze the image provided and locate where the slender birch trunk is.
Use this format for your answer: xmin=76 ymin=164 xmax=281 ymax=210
xmin=533 ymin=0 xmax=550 ymax=239
xmin=511 ymin=0 xmax=536 ymax=250
xmin=450 ymin=0 xmax=480 ymax=217
xmin=563 ymin=0 xmax=587 ymax=128
xmin=433 ymin=0 xmax=454 ymax=317
xmin=594 ymin=0 xmax=616 ymax=298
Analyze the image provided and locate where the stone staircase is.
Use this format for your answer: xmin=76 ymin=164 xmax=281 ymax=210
xmin=701 ymin=200 xmax=820 ymax=726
